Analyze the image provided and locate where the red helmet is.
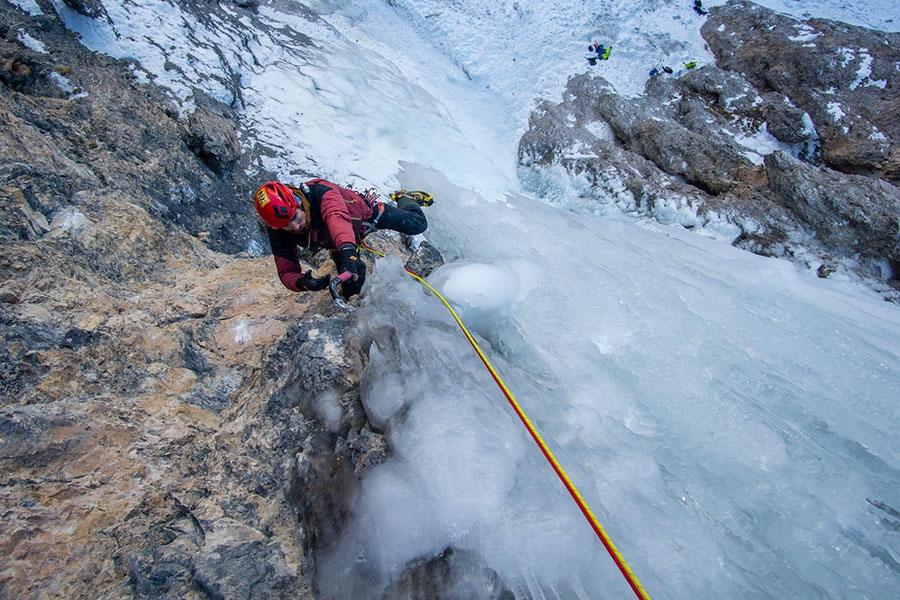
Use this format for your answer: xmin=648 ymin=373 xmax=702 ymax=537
xmin=254 ymin=182 xmax=298 ymax=228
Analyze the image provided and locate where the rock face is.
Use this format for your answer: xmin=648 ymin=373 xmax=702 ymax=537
xmin=0 ymin=0 xmax=262 ymax=257
xmin=702 ymin=0 xmax=900 ymax=182
xmin=1 ymin=2 xmax=453 ymax=596
xmin=518 ymin=0 xmax=900 ymax=290
xmin=0 ymin=2 xmax=421 ymax=598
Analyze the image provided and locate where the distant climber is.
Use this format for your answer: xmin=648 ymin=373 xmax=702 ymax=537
xmin=586 ymin=42 xmax=611 ymax=65
xmin=693 ymin=0 xmax=708 ymax=16
xmin=254 ymin=180 xmax=430 ymax=299
xmin=649 ymin=64 xmax=674 ymax=77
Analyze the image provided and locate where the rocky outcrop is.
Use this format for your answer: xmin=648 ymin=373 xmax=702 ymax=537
xmin=0 ymin=2 xmax=446 ymax=599
xmin=702 ymin=0 xmax=900 ymax=182
xmin=518 ymin=0 xmax=900 ymax=291
xmin=0 ymin=0 xmax=265 ymax=256
xmin=765 ymin=150 xmax=900 ymax=266
xmin=0 ymin=186 xmax=326 ymax=599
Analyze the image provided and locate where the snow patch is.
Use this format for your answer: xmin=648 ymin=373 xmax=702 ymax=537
xmin=585 ymin=119 xmax=616 ymax=142
xmin=229 ymin=320 xmax=252 ymax=345
xmin=789 ymin=24 xmax=821 ymax=42
xmin=17 ymin=30 xmax=45 ymax=52
xmin=7 ymin=0 xmax=42 ymax=15
xmin=827 ymin=100 xmax=846 ymax=121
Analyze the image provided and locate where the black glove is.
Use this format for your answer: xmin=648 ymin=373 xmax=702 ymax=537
xmin=296 ymin=271 xmax=331 ymax=291
xmin=338 ymin=243 xmax=366 ymax=298
xmin=338 ymin=244 xmax=362 ymax=279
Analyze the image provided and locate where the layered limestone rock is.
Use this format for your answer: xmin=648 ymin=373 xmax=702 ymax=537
xmin=0 ymin=2 xmax=417 ymax=598
xmin=519 ymin=0 xmax=900 ymax=291
xmin=0 ymin=186 xmax=326 ymax=598
xmin=702 ymin=0 xmax=900 ymax=183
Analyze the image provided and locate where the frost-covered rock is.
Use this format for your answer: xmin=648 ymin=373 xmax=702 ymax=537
xmin=703 ymin=0 xmax=900 ymax=183
xmin=519 ymin=1 xmax=900 ymax=287
xmin=766 ymin=150 xmax=900 ymax=266
xmin=0 ymin=2 xmax=433 ymax=599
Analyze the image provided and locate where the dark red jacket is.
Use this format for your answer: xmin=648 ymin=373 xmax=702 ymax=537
xmin=265 ymin=179 xmax=374 ymax=292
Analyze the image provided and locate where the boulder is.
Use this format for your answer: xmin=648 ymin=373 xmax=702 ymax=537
xmin=518 ymin=1 xmax=900 ymax=287
xmin=766 ymin=150 xmax=900 ymax=266
xmin=702 ymin=0 xmax=900 ymax=182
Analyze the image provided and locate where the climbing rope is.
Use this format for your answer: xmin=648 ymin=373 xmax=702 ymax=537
xmin=358 ymin=243 xmax=651 ymax=600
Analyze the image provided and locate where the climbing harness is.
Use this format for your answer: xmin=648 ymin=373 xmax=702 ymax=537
xmin=357 ymin=242 xmax=652 ymax=600
xmin=362 ymin=202 xmax=386 ymax=237
xmin=344 ymin=182 xmax=383 ymax=231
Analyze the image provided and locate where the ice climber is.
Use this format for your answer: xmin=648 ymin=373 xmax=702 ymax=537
xmin=253 ymin=179 xmax=430 ymax=298
xmin=586 ymin=42 xmax=611 ymax=65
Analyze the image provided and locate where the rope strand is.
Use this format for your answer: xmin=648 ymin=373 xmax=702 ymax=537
xmin=360 ymin=244 xmax=651 ymax=600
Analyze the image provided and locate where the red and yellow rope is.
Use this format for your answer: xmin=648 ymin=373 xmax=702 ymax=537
xmin=361 ymin=243 xmax=651 ymax=599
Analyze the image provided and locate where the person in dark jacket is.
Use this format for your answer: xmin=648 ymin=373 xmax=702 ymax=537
xmin=253 ymin=179 xmax=428 ymax=298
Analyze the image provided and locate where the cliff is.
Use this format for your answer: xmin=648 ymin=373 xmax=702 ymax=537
xmin=2 ymin=0 xmax=899 ymax=598
xmin=0 ymin=1 xmax=404 ymax=597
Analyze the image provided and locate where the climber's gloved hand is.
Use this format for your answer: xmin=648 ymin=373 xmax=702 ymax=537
xmin=338 ymin=244 xmax=361 ymax=280
xmin=297 ymin=271 xmax=331 ymax=291
xmin=337 ymin=243 xmax=366 ymax=298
